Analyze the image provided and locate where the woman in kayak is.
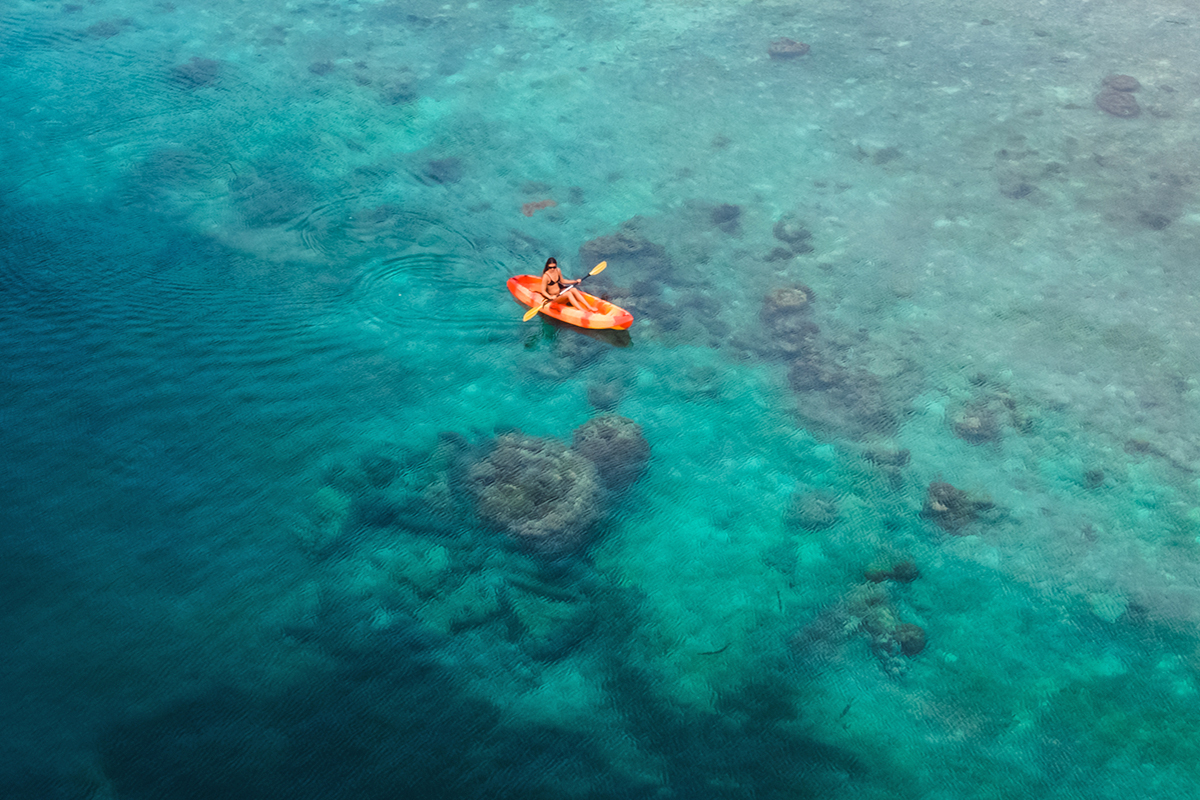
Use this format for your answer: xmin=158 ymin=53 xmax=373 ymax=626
xmin=538 ymin=257 xmax=598 ymax=312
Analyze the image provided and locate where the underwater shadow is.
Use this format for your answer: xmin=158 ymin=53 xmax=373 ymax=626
xmin=542 ymin=316 xmax=633 ymax=348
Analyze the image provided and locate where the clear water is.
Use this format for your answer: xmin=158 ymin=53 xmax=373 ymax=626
xmin=3 ymin=0 xmax=1200 ymax=797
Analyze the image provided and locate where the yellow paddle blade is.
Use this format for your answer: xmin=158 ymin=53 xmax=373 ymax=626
xmin=589 ymin=260 xmax=607 ymax=275
xmin=522 ymin=303 xmax=544 ymax=322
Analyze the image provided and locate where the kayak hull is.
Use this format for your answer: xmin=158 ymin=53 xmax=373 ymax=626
xmin=508 ymin=274 xmax=633 ymax=330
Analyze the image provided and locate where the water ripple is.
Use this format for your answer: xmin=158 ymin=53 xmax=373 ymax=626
xmin=348 ymin=250 xmax=513 ymax=339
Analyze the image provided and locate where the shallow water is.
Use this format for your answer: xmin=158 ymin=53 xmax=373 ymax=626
xmin=3 ymin=0 xmax=1200 ymax=797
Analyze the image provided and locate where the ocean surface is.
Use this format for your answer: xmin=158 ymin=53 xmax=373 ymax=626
xmin=3 ymin=0 xmax=1200 ymax=797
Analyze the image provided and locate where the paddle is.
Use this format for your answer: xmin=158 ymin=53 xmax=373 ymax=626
xmin=522 ymin=261 xmax=607 ymax=321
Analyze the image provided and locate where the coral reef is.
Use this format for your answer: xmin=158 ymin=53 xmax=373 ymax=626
xmin=785 ymin=489 xmax=840 ymax=531
xmin=758 ymin=285 xmax=819 ymax=358
xmin=849 ymin=585 xmax=927 ymax=668
xmin=578 ymin=219 xmax=672 ymax=278
xmin=423 ymin=157 xmax=463 ymax=185
xmin=297 ymin=485 xmax=350 ymax=555
xmin=862 ymin=447 xmax=910 ymax=468
xmin=921 ymin=481 xmax=993 ymax=533
xmin=891 ymin=623 xmax=927 ymax=656
xmin=951 ymin=403 xmax=1002 ymax=444
xmin=864 ymin=555 xmax=920 ymax=583
xmin=1102 ymin=74 xmax=1141 ymax=92
xmin=711 ymin=203 xmax=741 ymax=234
xmin=768 ymin=317 xmax=820 ymax=359
xmin=1096 ymin=90 xmax=1139 ymax=118
xmin=86 ymin=18 xmax=132 ymax=38
xmin=949 ymin=377 xmax=1036 ymax=445
xmin=768 ymin=38 xmax=810 ymax=59
xmin=169 ymin=57 xmax=221 ymax=90
xmin=772 ymin=213 xmax=814 ymax=253
xmin=1082 ymin=468 xmax=1106 ymax=489
xmin=762 ymin=285 xmax=813 ymax=321
xmin=572 ymin=415 xmax=651 ymax=493
xmin=862 ymin=447 xmax=911 ymax=487
xmin=379 ymin=70 xmax=418 ymax=104
xmin=586 ymin=379 xmax=625 ymax=411
xmin=788 ymin=352 xmax=898 ymax=437
xmin=798 ymin=583 xmax=927 ymax=675
xmin=468 ymin=433 xmax=601 ymax=554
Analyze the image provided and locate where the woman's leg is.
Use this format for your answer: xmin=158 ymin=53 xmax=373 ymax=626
xmin=566 ymin=289 xmax=599 ymax=312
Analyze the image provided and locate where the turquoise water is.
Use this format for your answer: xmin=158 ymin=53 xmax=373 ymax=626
xmin=3 ymin=0 xmax=1200 ymax=797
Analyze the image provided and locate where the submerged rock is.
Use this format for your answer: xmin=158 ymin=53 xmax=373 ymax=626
xmin=1096 ymin=89 xmax=1140 ymax=118
xmin=711 ymin=203 xmax=742 ymax=234
xmin=423 ymin=157 xmax=463 ymax=185
xmin=892 ymin=622 xmax=927 ymax=656
xmin=1102 ymin=74 xmax=1140 ymax=92
xmin=772 ymin=213 xmax=814 ymax=252
xmin=578 ymin=219 xmax=672 ymax=278
xmin=768 ymin=38 xmax=810 ymax=59
xmin=786 ymin=489 xmax=840 ymax=530
xmin=864 ymin=555 xmax=920 ymax=584
xmin=169 ymin=57 xmax=221 ymax=90
xmin=572 ymin=414 xmax=651 ymax=492
xmin=586 ymin=379 xmax=625 ymax=411
xmin=468 ymin=433 xmax=601 ymax=554
xmin=921 ymin=481 xmax=993 ymax=533
xmin=762 ymin=285 xmax=813 ymax=322
xmin=951 ymin=403 xmax=1002 ymax=444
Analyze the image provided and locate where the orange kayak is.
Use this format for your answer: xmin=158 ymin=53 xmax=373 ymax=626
xmin=507 ymin=274 xmax=634 ymax=330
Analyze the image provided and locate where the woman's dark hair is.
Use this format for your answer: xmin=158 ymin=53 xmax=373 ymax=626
xmin=543 ymin=257 xmax=558 ymax=273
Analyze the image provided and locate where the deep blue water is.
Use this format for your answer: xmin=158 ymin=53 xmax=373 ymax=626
xmin=5 ymin=1 xmax=1200 ymax=798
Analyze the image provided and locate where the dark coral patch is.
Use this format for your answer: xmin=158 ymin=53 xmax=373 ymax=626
xmin=787 ymin=354 xmax=898 ymax=436
xmin=380 ymin=71 xmax=418 ymax=104
xmin=786 ymin=489 xmax=840 ymax=531
xmin=586 ymin=379 xmax=624 ymax=411
xmin=1096 ymin=90 xmax=1140 ymax=118
xmin=921 ymin=481 xmax=992 ymax=532
xmin=951 ymin=403 xmax=1002 ymax=444
xmin=772 ymin=213 xmax=813 ymax=252
xmin=468 ymin=433 xmax=601 ymax=554
xmin=578 ymin=220 xmax=672 ymax=279
xmin=864 ymin=557 xmax=920 ymax=584
xmin=768 ymin=38 xmax=810 ymax=59
xmin=711 ymin=203 xmax=741 ymax=233
xmin=762 ymin=285 xmax=813 ymax=321
xmin=169 ymin=57 xmax=221 ymax=90
xmin=1137 ymin=211 xmax=1172 ymax=230
xmin=423 ymin=157 xmax=464 ymax=185
xmin=1102 ymin=74 xmax=1141 ymax=92
xmin=572 ymin=415 xmax=650 ymax=493
xmin=87 ymin=18 xmax=132 ymax=38
xmin=893 ymin=623 xmax=926 ymax=656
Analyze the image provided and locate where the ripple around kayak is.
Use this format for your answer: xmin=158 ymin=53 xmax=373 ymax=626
xmin=347 ymin=249 xmax=513 ymax=338
xmin=294 ymin=200 xmax=479 ymax=258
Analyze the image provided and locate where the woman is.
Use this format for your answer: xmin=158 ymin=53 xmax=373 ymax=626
xmin=537 ymin=257 xmax=598 ymax=313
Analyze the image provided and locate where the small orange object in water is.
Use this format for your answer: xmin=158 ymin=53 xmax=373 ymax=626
xmin=521 ymin=199 xmax=557 ymax=216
